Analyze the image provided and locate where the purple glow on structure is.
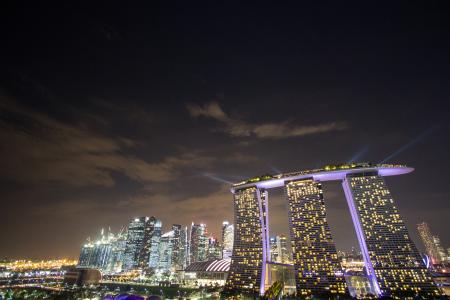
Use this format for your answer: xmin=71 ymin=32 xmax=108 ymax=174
xmin=234 ymin=166 xmax=414 ymax=191
xmin=342 ymin=177 xmax=382 ymax=297
xmin=257 ymin=189 xmax=269 ymax=296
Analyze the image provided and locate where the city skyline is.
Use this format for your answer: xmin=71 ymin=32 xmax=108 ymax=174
xmin=1 ymin=2 xmax=450 ymax=262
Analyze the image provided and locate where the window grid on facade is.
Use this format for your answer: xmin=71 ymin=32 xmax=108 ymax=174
xmin=285 ymin=178 xmax=346 ymax=296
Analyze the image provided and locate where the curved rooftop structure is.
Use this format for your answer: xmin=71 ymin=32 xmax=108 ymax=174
xmin=231 ymin=162 xmax=413 ymax=191
xmin=185 ymin=259 xmax=230 ymax=272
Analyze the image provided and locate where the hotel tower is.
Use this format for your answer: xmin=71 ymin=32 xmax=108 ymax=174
xmin=225 ymin=163 xmax=440 ymax=298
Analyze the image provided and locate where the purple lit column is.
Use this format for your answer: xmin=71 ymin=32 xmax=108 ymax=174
xmin=257 ymin=188 xmax=269 ymax=296
xmin=342 ymin=177 xmax=381 ymax=297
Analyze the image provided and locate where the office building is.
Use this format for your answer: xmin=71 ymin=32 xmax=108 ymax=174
xmin=78 ymin=242 xmax=94 ymax=268
xmin=148 ymin=219 xmax=162 ymax=269
xmin=123 ymin=217 xmax=159 ymax=270
xmin=106 ymin=227 xmax=127 ymax=273
xmin=158 ymin=230 xmax=174 ymax=272
xmin=269 ymin=235 xmax=290 ymax=264
xmin=417 ymin=222 xmax=447 ymax=265
xmin=222 ymin=221 xmax=234 ymax=260
xmin=207 ymin=236 xmax=222 ymax=260
xmin=172 ymin=224 xmax=188 ymax=271
xmin=77 ymin=229 xmax=115 ymax=271
xmin=189 ymin=223 xmax=208 ymax=264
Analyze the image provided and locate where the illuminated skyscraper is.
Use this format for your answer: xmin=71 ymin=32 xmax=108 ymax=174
xmin=172 ymin=224 xmax=188 ymax=270
xmin=78 ymin=242 xmax=94 ymax=268
xmin=286 ymin=179 xmax=346 ymax=296
xmin=432 ymin=236 xmax=447 ymax=264
xmin=278 ymin=235 xmax=290 ymax=264
xmin=269 ymin=235 xmax=290 ymax=264
xmin=269 ymin=237 xmax=279 ymax=262
xmin=343 ymin=173 xmax=439 ymax=297
xmin=106 ymin=227 xmax=127 ymax=273
xmin=417 ymin=222 xmax=443 ymax=265
xmin=158 ymin=230 xmax=174 ymax=272
xmin=189 ymin=223 xmax=208 ymax=263
xmin=78 ymin=229 xmax=116 ymax=271
xmin=148 ymin=219 xmax=162 ymax=268
xmin=207 ymin=236 xmax=223 ymax=260
xmin=225 ymin=187 xmax=268 ymax=295
xmin=123 ymin=217 xmax=159 ymax=270
xmin=222 ymin=221 xmax=234 ymax=260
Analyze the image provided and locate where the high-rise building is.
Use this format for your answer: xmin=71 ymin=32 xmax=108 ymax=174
xmin=269 ymin=237 xmax=279 ymax=262
xmin=106 ymin=227 xmax=127 ymax=273
xmin=123 ymin=217 xmax=158 ymax=270
xmin=269 ymin=235 xmax=290 ymax=264
xmin=207 ymin=236 xmax=222 ymax=260
xmin=286 ymin=179 xmax=346 ymax=296
xmin=148 ymin=219 xmax=162 ymax=269
xmin=78 ymin=242 xmax=94 ymax=268
xmin=278 ymin=235 xmax=290 ymax=264
xmin=433 ymin=236 xmax=447 ymax=264
xmin=417 ymin=222 xmax=443 ymax=265
xmin=222 ymin=221 xmax=234 ymax=260
xmin=91 ymin=240 xmax=113 ymax=269
xmin=78 ymin=229 xmax=115 ymax=271
xmin=225 ymin=187 xmax=267 ymax=295
xmin=172 ymin=224 xmax=187 ymax=271
xmin=343 ymin=173 xmax=439 ymax=297
xmin=189 ymin=223 xmax=208 ymax=264
xmin=158 ymin=230 xmax=174 ymax=272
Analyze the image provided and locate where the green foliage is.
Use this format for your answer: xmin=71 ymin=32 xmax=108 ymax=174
xmin=263 ymin=281 xmax=284 ymax=300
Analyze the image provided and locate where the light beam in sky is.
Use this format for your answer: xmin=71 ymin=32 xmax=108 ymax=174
xmin=380 ymin=126 xmax=439 ymax=163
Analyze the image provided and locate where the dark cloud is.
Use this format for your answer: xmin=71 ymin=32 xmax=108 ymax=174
xmin=187 ymin=101 xmax=347 ymax=139
xmin=0 ymin=97 xmax=215 ymax=187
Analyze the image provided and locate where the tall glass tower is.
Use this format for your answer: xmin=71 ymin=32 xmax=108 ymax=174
xmin=417 ymin=222 xmax=447 ymax=265
xmin=172 ymin=224 xmax=187 ymax=270
xmin=148 ymin=219 xmax=162 ymax=268
xmin=286 ymin=179 xmax=346 ymax=296
xmin=189 ymin=223 xmax=208 ymax=264
xmin=123 ymin=216 xmax=160 ymax=270
xmin=222 ymin=221 xmax=234 ymax=260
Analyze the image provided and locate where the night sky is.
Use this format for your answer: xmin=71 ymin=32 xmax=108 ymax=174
xmin=1 ymin=2 xmax=450 ymax=259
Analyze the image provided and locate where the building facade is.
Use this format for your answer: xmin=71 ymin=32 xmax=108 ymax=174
xmin=207 ymin=236 xmax=223 ymax=260
xmin=148 ymin=219 xmax=162 ymax=269
xmin=225 ymin=187 xmax=268 ymax=295
xmin=222 ymin=221 xmax=234 ymax=260
xmin=172 ymin=224 xmax=188 ymax=271
xmin=78 ymin=242 xmax=94 ymax=268
xmin=343 ymin=172 xmax=439 ymax=297
xmin=123 ymin=217 xmax=160 ymax=270
xmin=189 ymin=223 xmax=208 ymax=264
xmin=417 ymin=222 xmax=444 ymax=265
xmin=269 ymin=235 xmax=290 ymax=264
xmin=158 ymin=230 xmax=174 ymax=272
xmin=77 ymin=229 xmax=116 ymax=271
xmin=286 ymin=179 xmax=346 ymax=296
xmin=106 ymin=228 xmax=127 ymax=273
